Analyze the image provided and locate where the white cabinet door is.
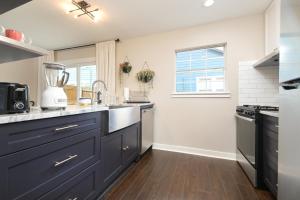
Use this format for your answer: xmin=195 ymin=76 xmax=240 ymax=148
xmin=265 ymin=0 xmax=281 ymax=55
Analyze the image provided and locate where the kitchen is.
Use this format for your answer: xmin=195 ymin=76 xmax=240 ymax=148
xmin=0 ymin=0 xmax=299 ymax=199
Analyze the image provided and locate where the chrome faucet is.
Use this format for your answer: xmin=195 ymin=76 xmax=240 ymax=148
xmin=92 ymin=80 xmax=108 ymax=105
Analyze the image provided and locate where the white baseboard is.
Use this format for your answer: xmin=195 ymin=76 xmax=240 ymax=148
xmin=152 ymin=143 xmax=236 ymax=161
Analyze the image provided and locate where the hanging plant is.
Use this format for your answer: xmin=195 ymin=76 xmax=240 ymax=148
xmin=137 ymin=62 xmax=155 ymax=84
xmin=137 ymin=69 xmax=155 ymax=83
xmin=120 ymin=56 xmax=132 ymax=74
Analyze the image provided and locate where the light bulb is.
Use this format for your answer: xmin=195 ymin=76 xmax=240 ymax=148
xmin=93 ymin=10 xmax=103 ymax=23
xmin=203 ymin=0 xmax=215 ymax=7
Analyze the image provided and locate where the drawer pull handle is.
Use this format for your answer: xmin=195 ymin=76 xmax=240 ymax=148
xmin=68 ymin=198 xmax=78 ymax=200
xmin=122 ymin=146 xmax=129 ymax=151
xmin=55 ymin=124 xmax=79 ymax=132
xmin=275 ymin=125 xmax=279 ymax=128
xmin=54 ymin=154 xmax=78 ymax=167
xmin=276 ymin=150 xmax=279 ymax=153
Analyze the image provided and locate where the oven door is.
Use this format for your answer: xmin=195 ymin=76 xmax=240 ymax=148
xmin=236 ymin=114 xmax=256 ymax=167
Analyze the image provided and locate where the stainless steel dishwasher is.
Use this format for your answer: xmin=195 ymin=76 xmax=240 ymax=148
xmin=140 ymin=107 xmax=154 ymax=155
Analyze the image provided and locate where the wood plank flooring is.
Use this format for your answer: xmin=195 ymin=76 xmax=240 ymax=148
xmin=104 ymin=150 xmax=275 ymax=200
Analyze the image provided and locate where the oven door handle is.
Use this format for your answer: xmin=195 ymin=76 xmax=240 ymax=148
xmin=235 ymin=114 xmax=255 ymax=122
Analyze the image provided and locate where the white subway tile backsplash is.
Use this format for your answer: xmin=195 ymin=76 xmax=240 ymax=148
xmin=238 ymin=61 xmax=279 ymax=106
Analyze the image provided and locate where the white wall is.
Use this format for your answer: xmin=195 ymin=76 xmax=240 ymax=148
xmin=239 ymin=61 xmax=279 ymax=106
xmin=0 ymin=58 xmax=39 ymax=102
xmin=116 ymin=14 xmax=265 ymax=155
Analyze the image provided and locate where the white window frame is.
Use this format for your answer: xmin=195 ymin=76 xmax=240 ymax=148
xmin=172 ymin=43 xmax=230 ymax=98
xmin=62 ymin=57 xmax=97 ymax=101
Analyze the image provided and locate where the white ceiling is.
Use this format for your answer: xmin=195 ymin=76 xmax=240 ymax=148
xmin=0 ymin=0 xmax=272 ymax=50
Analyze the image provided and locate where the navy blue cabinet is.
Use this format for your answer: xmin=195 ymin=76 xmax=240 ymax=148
xmin=0 ymin=112 xmax=103 ymax=156
xmin=0 ymin=111 xmax=139 ymax=200
xmin=0 ymin=112 xmax=107 ymax=200
xmin=0 ymin=129 xmax=100 ymax=200
xmin=262 ymin=115 xmax=278 ymax=197
xmin=122 ymin=124 xmax=139 ymax=167
xmin=39 ymin=162 xmax=102 ymax=200
xmin=101 ymin=133 xmax=123 ymax=188
xmin=101 ymin=123 xmax=140 ymax=189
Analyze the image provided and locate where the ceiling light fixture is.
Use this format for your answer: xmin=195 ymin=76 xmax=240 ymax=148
xmin=67 ymin=0 xmax=102 ymax=22
xmin=203 ymin=0 xmax=215 ymax=7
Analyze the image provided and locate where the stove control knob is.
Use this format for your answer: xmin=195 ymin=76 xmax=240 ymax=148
xmin=15 ymin=102 xmax=25 ymax=110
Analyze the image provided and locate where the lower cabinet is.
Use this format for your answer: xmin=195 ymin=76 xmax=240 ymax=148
xmin=122 ymin=124 xmax=140 ymax=167
xmin=101 ymin=132 xmax=123 ymax=188
xmin=0 ymin=129 xmax=100 ymax=200
xmin=39 ymin=162 xmax=102 ymax=200
xmin=0 ymin=112 xmax=139 ymax=200
xmin=262 ymin=115 xmax=279 ymax=197
xmin=101 ymin=123 xmax=140 ymax=189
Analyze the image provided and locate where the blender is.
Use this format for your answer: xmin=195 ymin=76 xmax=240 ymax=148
xmin=41 ymin=62 xmax=69 ymax=110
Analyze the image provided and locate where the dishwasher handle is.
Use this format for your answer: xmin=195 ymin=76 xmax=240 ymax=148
xmin=142 ymin=109 xmax=153 ymax=113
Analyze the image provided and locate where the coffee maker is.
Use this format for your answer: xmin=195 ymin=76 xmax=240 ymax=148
xmin=0 ymin=82 xmax=30 ymax=114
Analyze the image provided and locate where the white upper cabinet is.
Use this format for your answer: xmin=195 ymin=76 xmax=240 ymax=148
xmin=265 ymin=0 xmax=281 ymax=55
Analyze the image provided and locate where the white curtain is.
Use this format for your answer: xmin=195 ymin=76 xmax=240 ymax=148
xmin=96 ymin=41 xmax=116 ymax=95
xmin=37 ymin=51 xmax=54 ymax=106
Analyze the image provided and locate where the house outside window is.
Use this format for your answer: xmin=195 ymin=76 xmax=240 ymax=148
xmin=174 ymin=44 xmax=229 ymax=97
xmin=64 ymin=62 xmax=97 ymax=104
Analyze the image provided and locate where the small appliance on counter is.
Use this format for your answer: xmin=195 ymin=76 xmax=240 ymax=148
xmin=0 ymin=82 xmax=30 ymax=114
xmin=41 ymin=62 xmax=69 ymax=110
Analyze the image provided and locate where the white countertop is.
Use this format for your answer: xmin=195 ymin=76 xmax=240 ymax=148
xmin=0 ymin=105 xmax=109 ymax=125
xmin=260 ymin=111 xmax=279 ymax=118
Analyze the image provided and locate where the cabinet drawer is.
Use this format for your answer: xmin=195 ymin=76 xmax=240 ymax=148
xmin=0 ymin=112 xmax=107 ymax=156
xmin=39 ymin=162 xmax=102 ymax=200
xmin=0 ymin=129 xmax=100 ymax=200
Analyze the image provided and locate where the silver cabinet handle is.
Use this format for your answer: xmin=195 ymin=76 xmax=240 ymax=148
xmin=55 ymin=124 xmax=79 ymax=132
xmin=54 ymin=154 xmax=78 ymax=167
xmin=68 ymin=198 xmax=78 ymax=200
xmin=276 ymin=150 xmax=279 ymax=153
xmin=122 ymin=146 xmax=129 ymax=151
xmin=275 ymin=125 xmax=279 ymax=128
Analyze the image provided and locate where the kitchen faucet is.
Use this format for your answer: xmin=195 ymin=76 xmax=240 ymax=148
xmin=92 ymin=80 xmax=108 ymax=105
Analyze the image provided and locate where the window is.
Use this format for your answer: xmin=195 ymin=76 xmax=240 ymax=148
xmin=64 ymin=63 xmax=97 ymax=104
xmin=175 ymin=45 xmax=227 ymax=95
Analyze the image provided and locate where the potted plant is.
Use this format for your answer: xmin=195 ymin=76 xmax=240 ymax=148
xmin=120 ymin=61 xmax=132 ymax=74
xmin=137 ymin=68 xmax=155 ymax=83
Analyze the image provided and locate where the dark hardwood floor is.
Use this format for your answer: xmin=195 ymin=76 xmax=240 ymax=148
xmin=104 ymin=150 xmax=275 ymax=200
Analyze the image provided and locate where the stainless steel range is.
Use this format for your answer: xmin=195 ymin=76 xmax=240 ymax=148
xmin=236 ymin=105 xmax=279 ymax=187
